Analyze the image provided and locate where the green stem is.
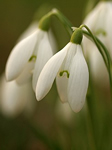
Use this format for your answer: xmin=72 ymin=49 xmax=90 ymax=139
xmin=96 ymin=38 xmax=112 ymax=101
xmin=52 ymin=9 xmax=73 ymax=35
xmin=80 ymin=25 xmax=112 ymax=101
xmin=86 ymin=61 xmax=98 ymax=150
xmin=86 ymin=98 xmax=97 ymax=150
xmin=80 ymin=25 xmax=108 ymax=68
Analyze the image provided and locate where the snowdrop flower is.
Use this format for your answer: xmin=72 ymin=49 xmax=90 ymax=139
xmin=83 ymin=1 xmax=112 ymax=54
xmin=17 ymin=21 xmax=57 ymax=53
xmin=0 ymin=74 xmax=36 ymax=117
xmin=5 ymin=12 xmax=54 ymax=91
xmin=36 ymin=29 xmax=89 ymax=112
xmin=83 ymin=39 xmax=109 ymax=85
xmin=83 ymin=1 xmax=112 ymax=84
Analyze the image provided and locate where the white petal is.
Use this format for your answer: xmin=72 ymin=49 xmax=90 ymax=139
xmin=83 ymin=2 xmax=101 ymax=31
xmin=0 ymin=75 xmax=34 ymax=117
xmin=60 ymin=43 xmax=77 ymax=71
xmin=94 ymin=6 xmax=107 ymax=32
xmin=56 ymin=75 xmax=68 ymax=103
xmin=83 ymin=1 xmax=106 ymax=33
xmin=36 ymin=43 xmax=71 ymax=101
xmin=48 ymin=29 xmax=58 ymax=53
xmin=105 ymin=5 xmax=112 ymax=55
xmin=68 ymin=45 xmax=89 ymax=112
xmin=56 ymin=43 xmax=77 ymax=103
xmin=16 ymin=61 xmax=35 ymax=85
xmin=32 ymin=32 xmax=53 ymax=91
xmin=17 ymin=21 xmax=38 ymax=42
xmin=5 ymin=30 xmax=38 ymax=81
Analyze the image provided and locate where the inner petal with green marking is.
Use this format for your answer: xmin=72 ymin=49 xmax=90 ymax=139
xmin=29 ymin=55 xmax=37 ymax=62
xmin=59 ymin=70 xmax=70 ymax=78
xmin=95 ymin=28 xmax=106 ymax=36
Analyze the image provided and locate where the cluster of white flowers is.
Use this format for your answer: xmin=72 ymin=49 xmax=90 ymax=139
xmin=0 ymin=19 xmax=57 ymax=117
xmin=4 ymin=15 xmax=89 ymax=114
xmin=2 ymin=1 xmax=112 ymax=116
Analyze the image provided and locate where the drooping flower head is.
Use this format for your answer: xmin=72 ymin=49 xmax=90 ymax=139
xmin=82 ymin=1 xmax=112 ymax=84
xmin=83 ymin=1 xmax=112 ymax=55
xmin=5 ymin=11 xmax=55 ymax=91
xmin=36 ymin=28 xmax=89 ymax=112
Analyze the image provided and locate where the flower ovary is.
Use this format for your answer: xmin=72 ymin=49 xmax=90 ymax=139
xmin=70 ymin=28 xmax=83 ymax=44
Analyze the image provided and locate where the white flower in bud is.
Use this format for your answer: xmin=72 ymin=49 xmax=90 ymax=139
xmin=5 ymin=27 xmax=54 ymax=91
xmin=83 ymin=1 xmax=112 ymax=84
xmin=36 ymin=42 xmax=89 ymax=113
xmin=0 ymin=74 xmax=36 ymax=117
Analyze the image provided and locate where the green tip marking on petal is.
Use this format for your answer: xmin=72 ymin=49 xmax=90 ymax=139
xmin=95 ymin=28 xmax=106 ymax=36
xmin=59 ymin=70 xmax=69 ymax=78
xmin=29 ymin=55 xmax=37 ymax=62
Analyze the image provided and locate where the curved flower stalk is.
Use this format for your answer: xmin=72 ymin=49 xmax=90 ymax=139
xmin=82 ymin=1 xmax=112 ymax=85
xmin=36 ymin=29 xmax=89 ymax=112
xmin=5 ymin=12 xmax=55 ymax=91
xmin=83 ymin=35 xmax=109 ymax=85
xmin=0 ymin=74 xmax=36 ymax=117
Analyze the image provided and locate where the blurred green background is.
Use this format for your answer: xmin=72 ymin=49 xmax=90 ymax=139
xmin=0 ymin=0 xmax=103 ymax=150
